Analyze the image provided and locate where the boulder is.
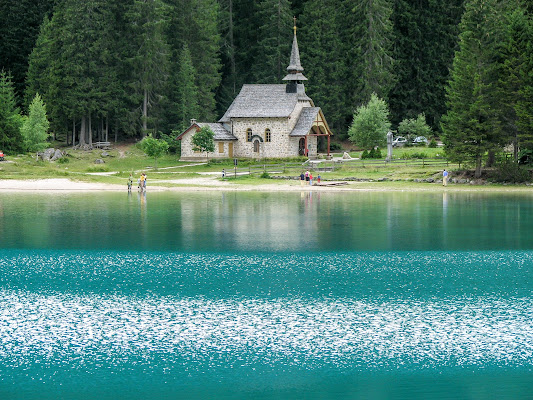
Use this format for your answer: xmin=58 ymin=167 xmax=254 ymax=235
xmin=101 ymin=151 xmax=109 ymax=157
xmin=342 ymin=152 xmax=352 ymax=160
xmin=50 ymin=149 xmax=63 ymax=161
xmin=94 ymin=159 xmax=105 ymax=164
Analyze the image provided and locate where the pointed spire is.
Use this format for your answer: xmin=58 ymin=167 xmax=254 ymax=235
xmin=283 ymin=17 xmax=307 ymax=82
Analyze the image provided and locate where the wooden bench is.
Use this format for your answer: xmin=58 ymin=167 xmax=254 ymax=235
xmin=94 ymin=141 xmax=111 ymax=149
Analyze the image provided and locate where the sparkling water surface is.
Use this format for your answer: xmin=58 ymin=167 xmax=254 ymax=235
xmin=1 ymin=191 xmax=533 ymax=399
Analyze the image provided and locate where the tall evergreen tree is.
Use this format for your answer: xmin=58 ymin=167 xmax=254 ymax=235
xmin=250 ymin=0 xmax=293 ymax=84
xmin=165 ymin=0 xmax=221 ymax=122
xmin=299 ymin=0 xmax=347 ymax=136
xmin=441 ymin=0 xmax=507 ymax=177
xmin=0 ymin=70 xmax=24 ymax=153
xmin=0 ymin=0 xmax=55 ymax=102
xmin=341 ymin=0 xmax=395 ymax=107
xmin=126 ymin=0 xmax=170 ymax=136
xmin=176 ymin=45 xmax=201 ymax=132
xmin=389 ymin=0 xmax=463 ymax=130
xmin=21 ymin=93 xmax=50 ymax=152
xmin=501 ymin=4 xmax=533 ymax=151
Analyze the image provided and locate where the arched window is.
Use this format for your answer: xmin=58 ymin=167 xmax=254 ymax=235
xmin=253 ymin=140 xmax=260 ymax=153
xmin=247 ymin=128 xmax=252 ymax=142
xmin=265 ymin=128 xmax=271 ymax=142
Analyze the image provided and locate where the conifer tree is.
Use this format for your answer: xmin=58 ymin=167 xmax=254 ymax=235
xmin=441 ymin=0 xmax=507 ymax=177
xmin=250 ymin=0 xmax=293 ymax=83
xmin=0 ymin=70 xmax=24 ymax=153
xmin=126 ymin=0 xmax=170 ymax=136
xmin=165 ymin=0 xmax=221 ymax=121
xmin=341 ymin=0 xmax=395 ymax=107
xmin=0 ymin=0 xmax=55 ymax=102
xmin=299 ymin=0 xmax=347 ymax=137
xmin=21 ymin=93 xmax=50 ymax=152
xmin=176 ymin=45 xmax=201 ymax=132
xmin=502 ymin=5 xmax=533 ymax=151
xmin=389 ymin=0 xmax=463 ymax=130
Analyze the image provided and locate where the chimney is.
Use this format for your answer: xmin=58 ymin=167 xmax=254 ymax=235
xmin=190 ymin=118 xmax=197 ymax=125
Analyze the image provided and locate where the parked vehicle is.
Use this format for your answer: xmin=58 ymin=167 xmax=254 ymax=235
xmin=413 ymin=136 xmax=428 ymax=145
xmin=392 ymin=137 xmax=407 ymax=147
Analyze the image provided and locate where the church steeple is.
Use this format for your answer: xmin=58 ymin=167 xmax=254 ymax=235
xmin=283 ymin=17 xmax=307 ymax=93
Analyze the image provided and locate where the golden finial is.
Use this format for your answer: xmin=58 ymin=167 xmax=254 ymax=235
xmin=293 ymin=16 xmax=297 ymax=35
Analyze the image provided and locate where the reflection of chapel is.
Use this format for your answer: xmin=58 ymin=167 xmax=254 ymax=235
xmin=177 ymin=22 xmax=333 ymax=161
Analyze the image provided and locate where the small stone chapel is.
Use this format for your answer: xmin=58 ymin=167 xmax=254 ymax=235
xmin=177 ymin=22 xmax=333 ymax=161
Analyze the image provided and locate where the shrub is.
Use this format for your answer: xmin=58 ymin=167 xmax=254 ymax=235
xmin=57 ymin=157 xmax=69 ymax=164
xmin=428 ymin=138 xmax=437 ymax=148
xmin=490 ymin=161 xmax=531 ymax=183
xmin=329 ymin=142 xmax=342 ymax=151
xmin=260 ymin=171 xmax=271 ymax=179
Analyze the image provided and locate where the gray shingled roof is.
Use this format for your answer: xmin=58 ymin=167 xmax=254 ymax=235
xmin=219 ymin=85 xmax=303 ymax=122
xmin=197 ymin=123 xmax=236 ymax=140
xmin=290 ymin=107 xmax=320 ymax=137
xmin=287 ymin=34 xmax=304 ymax=72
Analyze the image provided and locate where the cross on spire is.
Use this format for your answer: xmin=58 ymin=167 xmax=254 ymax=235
xmin=293 ymin=16 xmax=297 ymax=36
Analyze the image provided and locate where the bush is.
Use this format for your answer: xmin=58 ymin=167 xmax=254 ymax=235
xmin=260 ymin=171 xmax=271 ymax=179
xmin=57 ymin=157 xmax=69 ymax=164
xmin=400 ymin=151 xmax=428 ymax=159
xmin=490 ymin=161 xmax=531 ymax=183
xmin=329 ymin=142 xmax=342 ymax=151
xmin=428 ymin=138 xmax=437 ymax=148
xmin=362 ymin=147 xmax=382 ymax=159
xmin=161 ymin=131 xmax=181 ymax=154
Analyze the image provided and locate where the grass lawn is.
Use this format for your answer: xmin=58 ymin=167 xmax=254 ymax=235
xmin=1 ymin=142 xmax=530 ymax=189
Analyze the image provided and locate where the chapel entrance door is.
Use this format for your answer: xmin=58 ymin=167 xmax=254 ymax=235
xmin=298 ymin=138 xmax=305 ymax=156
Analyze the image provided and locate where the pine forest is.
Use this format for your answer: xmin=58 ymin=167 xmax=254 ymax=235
xmin=0 ymin=0 xmax=532 ymax=167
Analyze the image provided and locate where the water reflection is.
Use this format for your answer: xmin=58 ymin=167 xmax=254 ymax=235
xmin=0 ymin=191 xmax=533 ymax=251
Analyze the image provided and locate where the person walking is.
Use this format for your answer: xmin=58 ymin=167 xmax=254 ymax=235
xmin=443 ymin=169 xmax=448 ymax=186
xmin=139 ymin=173 xmax=145 ymax=192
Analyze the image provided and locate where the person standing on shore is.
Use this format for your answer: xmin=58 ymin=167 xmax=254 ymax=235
xmin=139 ymin=173 xmax=145 ymax=192
xmin=443 ymin=169 xmax=448 ymax=186
xmin=300 ymin=172 xmax=305 ymax=186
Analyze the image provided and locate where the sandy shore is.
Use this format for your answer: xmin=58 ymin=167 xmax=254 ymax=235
xmin=0 ymin=177 xmax=388 ymax=193
xmin=1 ymin=177 xmax=530 ymax=193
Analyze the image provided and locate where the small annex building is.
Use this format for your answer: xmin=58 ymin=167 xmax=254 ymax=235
xmin=177 ymin=24 xmax=333 ymax=161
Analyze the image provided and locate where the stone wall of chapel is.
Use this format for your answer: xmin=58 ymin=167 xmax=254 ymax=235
xmin=179 ymin=130 xmax=232 ymax=161
xmin=232 ymin=117 xmax=301 ymax=158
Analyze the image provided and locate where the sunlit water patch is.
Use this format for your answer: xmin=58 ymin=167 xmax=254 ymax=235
xmin=2 ymin=290 xmax=533 ymax=371
xmin=1 ymin=249 xmax=533 ymax=398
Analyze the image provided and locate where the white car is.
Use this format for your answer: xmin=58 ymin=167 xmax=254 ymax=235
xmin=413 ymin=136 xmax=428 ymax=144
xmin=392 ymin=137 xmax=407 ymax=147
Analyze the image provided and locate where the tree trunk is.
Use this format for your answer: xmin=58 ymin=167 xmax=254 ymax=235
xmin=72 ymin=118 xmax=76 ymax=147
xmin=105 ymin=116 xmax=109 ymax=142
xmin=486 ymin=150 xmax=495 ymax=167
xmin=475 ymin=156 xmax=482 ymax=178
xmin=80 ymin=116 xmax=86 ymax=145
xmin=88 ymin=114 xmax=93 ymax=146
xmin=143 ymin=89 xmax=148 ymax=136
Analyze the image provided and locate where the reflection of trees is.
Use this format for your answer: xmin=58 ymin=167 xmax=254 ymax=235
xmin=2 ymin=192 xmax=533 ymax=251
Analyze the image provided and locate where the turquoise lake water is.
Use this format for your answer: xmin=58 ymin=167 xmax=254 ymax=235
xmin=1 ymin=191 xmax=532 ymax=399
